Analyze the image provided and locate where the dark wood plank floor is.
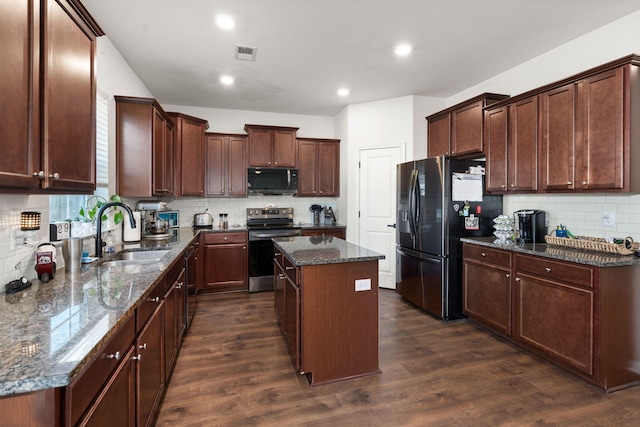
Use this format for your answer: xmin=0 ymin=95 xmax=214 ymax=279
xmin=156 ymin=289 xmax=640 ymax=426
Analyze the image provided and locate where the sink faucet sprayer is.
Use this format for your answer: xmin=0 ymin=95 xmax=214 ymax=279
xmin=95 ymin=202 xmax=137 ymax=257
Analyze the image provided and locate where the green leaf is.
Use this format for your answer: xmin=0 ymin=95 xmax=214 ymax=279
xmin=114 ymin=211 xmax=124 ymax=225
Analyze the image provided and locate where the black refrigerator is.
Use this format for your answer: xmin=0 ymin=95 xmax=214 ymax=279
xmin=396 ymin=156 xmax=502 ymax=321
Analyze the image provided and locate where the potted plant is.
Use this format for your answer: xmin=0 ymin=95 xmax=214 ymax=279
xmin=78 ymin=194 xmax=125 ymax=230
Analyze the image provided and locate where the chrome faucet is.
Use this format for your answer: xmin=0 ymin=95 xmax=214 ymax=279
xmin=95 ymin=202 xmax=137 ymax=257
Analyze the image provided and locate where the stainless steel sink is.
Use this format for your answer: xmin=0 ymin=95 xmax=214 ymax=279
xmin=101 ymin=249 xmax=170 ymax=267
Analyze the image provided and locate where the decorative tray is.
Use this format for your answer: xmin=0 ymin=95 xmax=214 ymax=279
xmin=544 ymin=235 xmax=638 ymax=255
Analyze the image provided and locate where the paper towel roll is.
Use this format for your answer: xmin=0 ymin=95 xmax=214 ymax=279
xmin=123 ymin=211 xmax=141 ymax=242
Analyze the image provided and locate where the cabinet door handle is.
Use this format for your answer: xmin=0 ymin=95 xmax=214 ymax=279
xmin=545 ymin=267 xmax=551 ymax=272
xmin=510 ymin=184 xmax=516 ymax=187
xmin=582 ymin=181 xmax=587 ymax=186
xmin=132 ymin=355 xmax=142 ymax=361
xmin=106 ymin=351 xmax=120 ymax=361
xmin=278 ymin=274 xmax=285 ymax=279
xmin=49 ymin=172 xmax=60 ymax=180
xmin=505 ymin=274 xmax=510 ymax=278
xmin=33 ymin=171 xmax=45 ymax=179
xmin=149 ymin=296 xmax=160 ymax=303
xmin=501 ymin=184 xmax=506 ymax=189
xmin=243 ymin=246 xmax=246 ymax=250
xmin=176 ymin=282 xmax=183 ymax=289
xmin=566 ymin=181 xmax=572 ymax=185
xmin=481 ymin=252 xmax=486 ymax=257
xmin=139 ymin=343 xmax=147 ymax=350
xmin=224 ymin=237 xmax=228 ymax=241
xmin=515 ymin=277 xmax=521 ymax=282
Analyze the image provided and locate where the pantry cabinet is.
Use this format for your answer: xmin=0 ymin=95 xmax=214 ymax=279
xmin=484 ymin=96 xmax=539 ymax=193
xmin=116 ymin=96 xmax=175 ymax=197
xmin=200 ymin=232 xmax=248 ymax=293
xmin=168 ymin=112 xmax=209 ymax=197
xmin=297 ymin=138 xmax=340 ymax=197
xmin=245 ymin=124 xmax=299 ymax=167
xmin=426 ymin=93 xmax=509 ymax=158
xmin=0 ymin=0 xmax=101 ymax=193
xmin=205 ymin=133 xmax=247 ymax=197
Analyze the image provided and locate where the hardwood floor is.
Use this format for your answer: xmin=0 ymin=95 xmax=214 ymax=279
xmin=156 ymin=289 xmax=640 ymax=426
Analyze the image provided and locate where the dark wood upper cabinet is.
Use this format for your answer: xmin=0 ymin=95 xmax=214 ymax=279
xmin=426 ymin=93 xmax=509 ymax=158
xmin=205 ymin=133 xmax=247 ymax=197
xmin=0 ymin=0 xmax=102 ymax=193
xmin=167 ymin=112 xmax=209 ymax=197
xmin=115 ymin=96 xmax=175 ymax=197
xmin=245 ymin=124 xmax=298 ymax=167
xmin=297 ymin=138 xmax=340 ymax=197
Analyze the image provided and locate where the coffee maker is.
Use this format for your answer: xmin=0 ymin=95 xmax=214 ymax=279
xmin=513 ymin=210 xmax=547 ymax=243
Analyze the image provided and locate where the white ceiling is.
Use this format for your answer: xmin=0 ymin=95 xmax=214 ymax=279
xmin=82 ymin=0 xmax=640 ymax=116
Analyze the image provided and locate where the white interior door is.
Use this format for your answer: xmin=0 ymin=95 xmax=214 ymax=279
xmin=359 ymin=146 xmax=403 ymax=289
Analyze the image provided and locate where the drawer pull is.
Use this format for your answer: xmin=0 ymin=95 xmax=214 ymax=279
xmin=566 ymin=181 xmax=572 ymax=185
xmin=515 ymin=277 xmax=521 ymax=282
xmin=285 ymin=266 xmax=295 ymax=270
xmin=224 ymin=237 xmax=228 ymax=241
xmin=545 ymin=267 xmax=551 ymax=272
xmin=278 ymin=274 xmax=285 ymax=279
xmin=149 ymin=296 xmax=160 ymax=303
xmin=106 ymin=351 xmax=120 ymax=361
xmin=481 ymin=252 xmax=486 ymax=257
xmin=274 ymin=252 xmax=281 ymax=256
xmin=132 ymin=355 xmax=142 ymax=362
xmin=139 ymin=343 xmax=147 ymax=350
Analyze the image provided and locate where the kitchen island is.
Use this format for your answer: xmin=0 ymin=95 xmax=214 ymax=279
xmin=273 ymin=235 xmax=384 ymax=385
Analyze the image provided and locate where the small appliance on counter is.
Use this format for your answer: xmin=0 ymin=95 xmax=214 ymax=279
xmin=135 ymin=200 xmax=173 ymax=240
xmin=193 ymin=209 xmax=213 ymax=228
xmin=323 ymin=206 xmax=337 ymax=225
xmin=35 ymin=243 xmax=57 ymax=282
xmin=513 ymin=209 xmax=547 ymax=243
xmin=310 ymin=204 xmax=323 ymax=225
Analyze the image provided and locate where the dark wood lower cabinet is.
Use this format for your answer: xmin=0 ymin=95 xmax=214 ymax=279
xmin=78 ymin=346 xmax=136 ymax=427
xmin=301 ymin=227 xmax=346 ymax=240
xmin=200 ymin=232 xmax=247 ymax=293
xmin=462 ymin=242 xmax=640 ymax=392
xmin=137 ymin=302 xmax=165 ymax=427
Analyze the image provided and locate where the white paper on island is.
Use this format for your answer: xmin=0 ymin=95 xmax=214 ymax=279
xmin=355 ymin=278 xmax=371 ymax=292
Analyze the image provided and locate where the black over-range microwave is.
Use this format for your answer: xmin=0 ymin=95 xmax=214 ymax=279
xmin=248 ymin=168 xmax=298 ymax=195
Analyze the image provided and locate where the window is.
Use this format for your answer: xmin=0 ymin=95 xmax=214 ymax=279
xmin=49 ymin=91 xmax=109 ymax=222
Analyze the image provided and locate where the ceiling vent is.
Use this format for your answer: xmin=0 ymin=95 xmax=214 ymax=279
xmin=235 ymin=45 xmax=257 ymax=61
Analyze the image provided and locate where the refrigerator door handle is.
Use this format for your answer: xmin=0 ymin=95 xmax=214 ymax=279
xmin=408 ymin=169 xmax=418 ymax=242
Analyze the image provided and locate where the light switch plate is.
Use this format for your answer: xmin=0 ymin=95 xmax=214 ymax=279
xmin=602 ymin=212 xmax=615 ymax=227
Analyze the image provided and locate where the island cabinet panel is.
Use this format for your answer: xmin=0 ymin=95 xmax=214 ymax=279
xmin=299 ymin=261 xmax=380 ymax=385
xmin=462 ymin=245 xmax=512 ymax=335
xmin=1 ymin=0 xmax=100 ymax=192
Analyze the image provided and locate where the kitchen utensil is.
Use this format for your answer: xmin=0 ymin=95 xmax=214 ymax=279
xmin=194 ymin=208 xmax=213 ymax=227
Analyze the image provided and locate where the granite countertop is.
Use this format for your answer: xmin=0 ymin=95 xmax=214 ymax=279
xmin=273 ymin=235 xmax=384 ymax=266
xmin=0 ymin=227 xmax=207 ymax=397
xmin=461 ymin=236 xmax=640 ymax=268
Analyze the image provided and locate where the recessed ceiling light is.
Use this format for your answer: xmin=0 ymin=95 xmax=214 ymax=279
xmin=215 ymin=14 xmax=235 ymax=30
xmin=337 ymin=88 xmax=350 ymax=97
xmin=220 ymin=75 xmax=234 ymax=85
xmin=394 ymin=43 xmax=412 ymax=56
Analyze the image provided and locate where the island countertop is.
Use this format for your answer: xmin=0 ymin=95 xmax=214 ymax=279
xmin=273 ymin=235 xmax=384 ymax=266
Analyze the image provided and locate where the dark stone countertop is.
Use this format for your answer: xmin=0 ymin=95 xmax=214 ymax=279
xmin=273 ymin=235 xmax=384 ymax=267
xmin=0 ymin=227 xmax=208 ymax=397
xmin=461 ymin=237 xmax=640 ymax=268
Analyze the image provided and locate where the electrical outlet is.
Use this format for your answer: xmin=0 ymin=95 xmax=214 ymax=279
xmin=602 ymin=211 xmax=615 ymax=227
